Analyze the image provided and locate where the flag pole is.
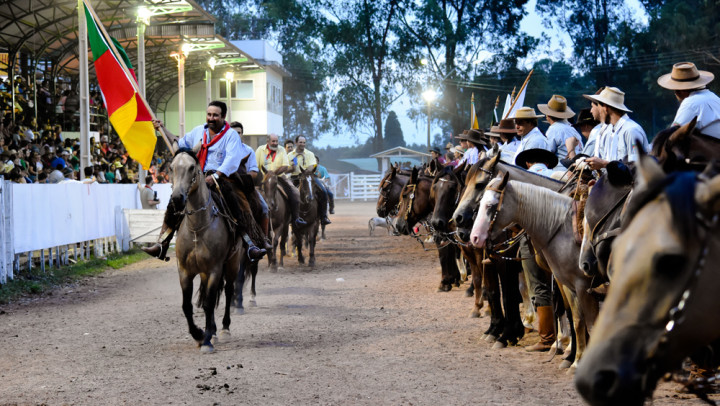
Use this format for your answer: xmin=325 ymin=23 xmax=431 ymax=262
xmin=81 ymin=0 xmax=174 ymax=153
xmin=503 ymin=70 xmax=534 ymax=120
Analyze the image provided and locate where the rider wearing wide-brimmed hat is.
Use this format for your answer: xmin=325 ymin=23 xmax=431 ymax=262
xmin=486 ymin=118 xmax=520 ymax=163
xmin=581 ymin=87 xmax=648 ymax=170
xmin=537 ymin=95 xmax=584 ymax=166
xmin=515 ymin=148 xmax=559 ymax=178
xmin=657 ymin=62 xmax=720 ymax=138
xmin=508 ymin=107 xmax=552 ymax=163
xmin=455 ymin=128 xmax=488 ymax=166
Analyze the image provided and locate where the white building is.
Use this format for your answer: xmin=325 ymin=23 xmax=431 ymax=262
xmin=162 ymin=40 xmax=288 ymax=150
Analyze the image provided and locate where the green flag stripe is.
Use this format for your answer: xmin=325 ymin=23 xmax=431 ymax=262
xmin=111 ymin=37 xmax=134 ymax=70
xmin=84 ymin=3 xmax=109 ymax=61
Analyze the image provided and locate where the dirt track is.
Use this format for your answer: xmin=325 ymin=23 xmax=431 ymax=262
xmin=0 ymin=202 xmax=710 ymax=405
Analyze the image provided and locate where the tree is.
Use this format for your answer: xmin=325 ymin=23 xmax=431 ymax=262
xmin=384 ymin=110 xmax=405 ymax=148
xmin=398 ymin=0 xmax=533 ymax=137
xmin=324 ymin=0 xmax=412 ymax=153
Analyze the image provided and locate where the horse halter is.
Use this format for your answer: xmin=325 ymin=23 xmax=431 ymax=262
xmin=483 ymin=184 xmax=507 ymax=245
xmin=400 ymin=183 xmax=417 ymax=221
xmin=378 ymin=177 xmax=396 ymax=216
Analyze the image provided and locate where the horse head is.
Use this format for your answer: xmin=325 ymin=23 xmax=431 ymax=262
xmin=170 ymin=147 xmax=203 ymax=210
xmin=298 ymin=165 xmax=316 ymax=204
xmin=469 ymin=172 xmax=509 ymax=247
xmin=575 ymin=154 xmax=720 ymax=405
xmin=393 ymin=167 xmax=419 ymax=235
xmin=260 ymin=167 xmax=279 ymax=211
xmin=430 ymin=164 xmax=463 ymax=233
xmin=376 ymin=165 xmax=398 ymax=218
xmin=452 ymin=155 xmax=497 ymax=238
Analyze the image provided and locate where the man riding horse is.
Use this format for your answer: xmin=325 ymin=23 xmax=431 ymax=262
xmin=141 ymin=101 xmax=268 ymax=262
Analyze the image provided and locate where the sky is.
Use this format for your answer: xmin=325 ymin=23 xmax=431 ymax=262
xmin=312 ymin=0 xmax=647 ymax=149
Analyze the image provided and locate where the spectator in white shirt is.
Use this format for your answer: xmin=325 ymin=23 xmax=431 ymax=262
xmin=456 ymin=129 xmax=487 ymax=166
xmin=508 ymin=107 xmax=552 ymax=163
xmin=657 ymin=62 xmax=720 ymax=138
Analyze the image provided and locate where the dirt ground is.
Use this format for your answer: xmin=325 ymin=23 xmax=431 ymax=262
xmin=0 ymin=202 xmax=712 ymax=405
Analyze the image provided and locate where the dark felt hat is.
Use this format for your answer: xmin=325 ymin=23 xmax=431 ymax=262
xmin=515 ymin=148 xmax=558 ymax=169
xmin=572 ymin=108 xmax=598 ymax=129
xmin=456 ymin=129 xmax=489 ymax=146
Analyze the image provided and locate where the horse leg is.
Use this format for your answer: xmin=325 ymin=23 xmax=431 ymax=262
xmin=232 ymin=258 xmax=246 ymax=315
xmin=436 ymin=243 xmax=459 ymax=291
xmin=219 ymin=258 xmax=238 ymax=341
xmin=199 ymin=271 xmax=222 ymax=353
xmin=308 ymin=224 xmax=318 ymax=267
xmin=481 ymin=258 xmax=504 ymax=343
xmin=249 ymin=261 xmax=258 ymax=306
xmin=558 ymin=285 xmax=577 ymax=369
xmin=279 ymin=222 xmax=288 ymax=266
xmin=462 ymin=247 xmax=483 ymax=316
xmin=296 ymin=232 xmax=305 ymax=264
xmin=519 ymin=268 xmax=535 ymax=331
xmin=321 ymin=223 xmax=326 ymax=240
xmin=495 ymin=258 xmax=525 ymax=348
xmin=180 ymin=271 xmax=204 ymax=345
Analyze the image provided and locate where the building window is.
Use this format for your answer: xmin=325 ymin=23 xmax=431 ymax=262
xmin=218 ymin=79 xmax=236 ymax=99
xmin=235 ymin=80 xmax=254 ymax=99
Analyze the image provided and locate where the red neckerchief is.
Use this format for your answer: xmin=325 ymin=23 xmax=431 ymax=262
xmin=266 ymin=146 xmax=277 ymax=163
xmin=197 ymin=122 xmax=229 ymax=171
xmin=144 ymin=185 xmax=153 ymax=190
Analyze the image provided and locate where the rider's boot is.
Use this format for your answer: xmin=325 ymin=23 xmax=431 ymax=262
xmin=243 ymin=234 xmax=267 ymax=262
xmin=140 ymin=223 xmax=173 ymax=262
xmin=286 ymin=185 xmax=307 ymax=227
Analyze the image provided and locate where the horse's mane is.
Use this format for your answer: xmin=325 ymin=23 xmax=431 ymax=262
xmin=174 ymin=147 xmax=199 ymax=163
xmin=623 ymin=171 xmax=698 ymax=241
xmin=507 ymin=180 xmax=572 ymax=239
xmin=651 ymin=126 xmax=678 ymax=157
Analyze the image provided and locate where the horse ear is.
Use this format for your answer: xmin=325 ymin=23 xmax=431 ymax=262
xmin=669 ymin=116 xmax=698 ymax=144
xmin=635 ymin=147 xmax=664 ymax=192
xmin=411 ymin=167 xmax=419 ymax=184
xmin=240 ymin=153 xmax=251 ymax=168
xmin=192 ymin=141 xmax=202 ymax=155
xmin=696 ymin=174 xmax=720 ymax=212
xmin=390 ymin=165 xmax=397 ymax=177
xmin=499 ymin=171 xmax=510 ymax=189
xmin=490 ymin=153 xmax=501 ymax=167
xmin=429 ymin=159 xmax=437 ymax=174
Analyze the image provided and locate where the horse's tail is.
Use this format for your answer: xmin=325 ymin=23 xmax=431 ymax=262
xmin=196 ymin=276 xmax=225 ymax=309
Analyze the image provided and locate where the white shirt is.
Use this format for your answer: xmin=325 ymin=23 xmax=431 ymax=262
xmin=513 ymin=127 xmax=551 ymax=162
xmin=673 ymin=89 xmax=720 ymax=138
xmin=592 ymin=123 xmax=610 ymax=157
xmin=546 ymin=121 xmax=583 ymax=159
xmin=527 ymin=162 xmax=557 ymax=178
xmin=178 ymin=123 xmax=243 ymax=175
xmin=600 ymin=114 xmax=649 ymax=162
xmin=498 ymin=138 xmax=520 ymax=163
xmin=459 ymin=146 xmax=480 ymax=165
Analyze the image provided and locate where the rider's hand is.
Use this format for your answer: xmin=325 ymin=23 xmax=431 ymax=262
xmin=584 ymin=157 xmax=609 ymax=170
xmin=205 ymin=175 xmax=215 ymax=187
xmin=152 ymin=119 xmax=164 ymax=130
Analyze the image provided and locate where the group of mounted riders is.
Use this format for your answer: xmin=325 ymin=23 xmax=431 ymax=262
xmin=380 ymin=62 xmax=720 ymax=405
xmin=139 ymin=99 xmax=334 ymax=265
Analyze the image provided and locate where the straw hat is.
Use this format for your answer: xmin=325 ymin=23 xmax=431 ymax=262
xmin=488 ymin=118 xmax=517 ymax=137
xmin=450 ymin=146 xmax=464 ymax=156
xmin=515 ymin=148 xmax=558 ymax=169
xmin=583 ymin=87 xmax=632 ymax=113
xmin=445 ymin=142 xmax=454 ymax=150
xmin=508 ymin=107 xmax=544 ymax=120
xmin=657 ymin=62 xmax=714 ymax=91
xmin=537 ymin=95 xmax=575 ymax=119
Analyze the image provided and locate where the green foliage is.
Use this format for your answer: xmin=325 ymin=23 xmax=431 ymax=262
xmin=383 ymin=111 xmax=405 ymax=148
xmin=0 ymin=249 xmax=147 ymax=304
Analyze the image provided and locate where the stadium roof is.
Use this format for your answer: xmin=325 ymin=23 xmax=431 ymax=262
xmin=0 ymin=0 xmax=263 ymax=110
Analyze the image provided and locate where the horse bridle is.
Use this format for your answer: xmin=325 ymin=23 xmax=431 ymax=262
xmin=400 ymin=183 xmax=417 ymax=221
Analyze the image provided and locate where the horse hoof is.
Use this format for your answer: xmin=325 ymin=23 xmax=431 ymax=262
xmin=565 ymin=365 xmax=577 ymax=375
xmin=200 ymin=345 xmax=214 ymax=354
xmin=232 ymin=306 xmax=245 ymax=315
xmin=218 ymin=329 xmax=231 ymax=342
xmin=492 ymin=341 xmax=507 ymax=349
xmin=211 ymin=335 xmax=218 ymax=345
xmin=249 ymin=299 xmax=257 ymax=307
xmin=485 ymin=334 xmax=497 ymax=343
xmin=470 ymin=310 xmax=480 ymax=318
xmin=559 ymin=360 xmax=572 ymax=370
xmin=480 ymin=333 xmax=488 ymax=340
xmin=464 ymin=290 xmax=473 ymax=298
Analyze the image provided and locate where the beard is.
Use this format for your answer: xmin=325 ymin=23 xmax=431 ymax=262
xmin=268 ymin=145 xmax=278 ymax=151
xmin=206 ymin=119 xmax=224 ymax=133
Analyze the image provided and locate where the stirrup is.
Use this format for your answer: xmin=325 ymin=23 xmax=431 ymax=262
xmin=294 ymin=217 xmax=307 ymax=226
xmin=141 ymin=242 xmax=170 ymax=262
xmin=246 ymin=245 xmax=266 ymax=262
xmin=321 ymin=217 xmax=332 ymax=226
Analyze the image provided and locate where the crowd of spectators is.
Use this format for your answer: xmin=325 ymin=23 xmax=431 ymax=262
xmin=0 ymin=75 xmax=175 ymax=185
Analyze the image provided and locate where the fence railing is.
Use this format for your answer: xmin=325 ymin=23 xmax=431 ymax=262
xmin=328 ymin=172 xmax=381 ymax=201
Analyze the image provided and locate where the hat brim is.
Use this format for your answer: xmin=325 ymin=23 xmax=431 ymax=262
xmin=514 ymin=148 xmax=558 ymax=169
xmin=559 ymin=153 xmax=589 ymax=169
xmin=537 ymin=104 xmax=575 ymax=119
xmin=582 ymin=94 xmax=632 ymax=113
xmin=508 ymin=113 xmax=544 ymax=119
xmin=657 ymin=71 xmax=714 ymax=91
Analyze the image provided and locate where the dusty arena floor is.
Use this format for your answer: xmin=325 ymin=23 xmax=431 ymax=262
xmin=0 ymin=202 xmax=713 ymax=405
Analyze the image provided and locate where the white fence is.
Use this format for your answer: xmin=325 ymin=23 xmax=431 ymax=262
xmin=0 ymin=181 xmax=173 ymax=284
xmin=328 ymin=172 xmax=382 ymax=201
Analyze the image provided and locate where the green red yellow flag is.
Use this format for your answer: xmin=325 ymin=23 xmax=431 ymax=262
xmin=84 ymin=1 xmax=156 ymax=168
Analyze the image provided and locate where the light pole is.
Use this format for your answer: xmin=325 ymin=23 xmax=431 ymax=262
xmin=224 ymin=71 xmax=234 ymax=122
xmin=170 ymin=43 xmax=190 ymax=136
xmin=422 ymin=89 xmax=437 ymax=151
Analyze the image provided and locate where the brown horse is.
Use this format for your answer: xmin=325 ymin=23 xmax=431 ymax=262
xmin=575 ymin=155 xmax=720 ymax=405
xmin=394 ymin=165 xmax=462 ymax=291
xmin=293 ymin=166 xmax=320 ymax=267
xmin=171 ymin=149 xmax=243 ymax=353
xmin=650 ymin=117 xmax=720 ymax=172
xmin=260 ymin=168 xmax=291 ymax=271
xmin=377 ymin=164 xmax=412 ymax=219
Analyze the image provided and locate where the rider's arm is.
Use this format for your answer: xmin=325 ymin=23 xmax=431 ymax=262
xmin=215 ymin=132 xmax=242 ymax=176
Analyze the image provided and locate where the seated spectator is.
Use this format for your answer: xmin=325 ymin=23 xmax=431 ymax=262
xmin=59 ymin=166 xmax=80 ymax=183
xmin=48 ymin=164 xmax=64 ymax=184
xmin=50 ymin=149 xmax=67 ymax=169
xmin=82 ymin=166 xmax=97 ymax=184
xmin=103 ymin=163 xmax=114 ymax=183
xmin=37 ymin=172 xmax=48 ymax=184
